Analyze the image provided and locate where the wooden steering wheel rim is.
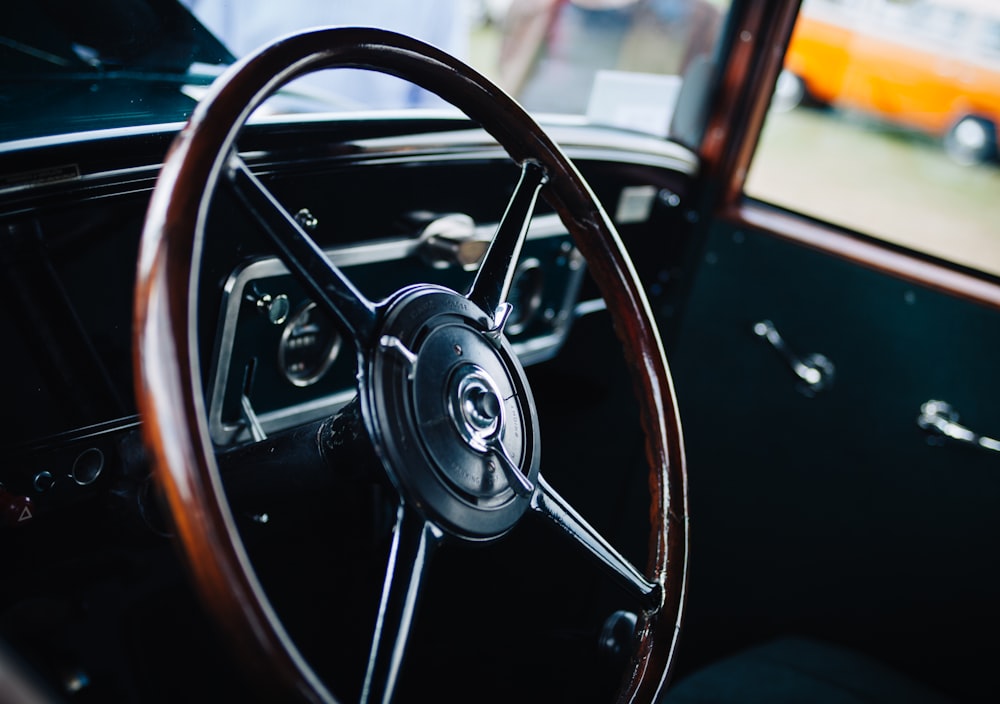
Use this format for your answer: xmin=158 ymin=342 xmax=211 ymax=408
xmin=134 ymin=26 xmax=687 ymax=704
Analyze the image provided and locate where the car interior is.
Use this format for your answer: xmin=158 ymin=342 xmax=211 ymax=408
xmin=1 ymin=1 xmax=997 ymax=703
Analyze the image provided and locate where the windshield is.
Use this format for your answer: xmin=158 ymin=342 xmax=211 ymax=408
xmin=1 ymin=0 xmax=233 ymax=141
xmin=2 ymin=0 xmax=731 ymax=143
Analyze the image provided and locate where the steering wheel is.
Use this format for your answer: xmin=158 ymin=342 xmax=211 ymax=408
xmin=134 ymin=27 xmax=686 ymax=704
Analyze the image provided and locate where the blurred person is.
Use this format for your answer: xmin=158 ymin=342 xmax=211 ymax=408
xmin=181 ymin=0 xmax=472 ymax=110
xmin=498 ymin=0 xmax=722 ymax=114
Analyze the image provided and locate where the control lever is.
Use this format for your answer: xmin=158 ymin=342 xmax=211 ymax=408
xmin=240 ymin=359 xmax=267 ymax=442
xmin=415 ymin=212 xmax=490 ymax=271
xmin=753 ymin=319 xmax=834 ymax=396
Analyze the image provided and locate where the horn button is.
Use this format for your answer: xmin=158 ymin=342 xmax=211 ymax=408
xmin=365 ymin=286 xmax=540 ymax=540
xmin=449 ymin=365 xmax=504 ymax=452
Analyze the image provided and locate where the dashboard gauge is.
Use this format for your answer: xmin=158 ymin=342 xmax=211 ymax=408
xmin=506 ymin=258 xmax=544 ymax=336
xmin=277 ymin=302 xmax=342 ymax=387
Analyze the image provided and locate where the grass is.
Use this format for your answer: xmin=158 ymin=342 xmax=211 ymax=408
xmin=747 ymin=106 xmax=1000 ymax=277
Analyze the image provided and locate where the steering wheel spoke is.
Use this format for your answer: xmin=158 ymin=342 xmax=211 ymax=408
xmin=361 ymin=504 xmax=443 ymax=704
xmin=530 ymin=474 xmax=661 ymax=611
xmin=466 ymin=159 xmax=547 ymax=319
xmin=226 ymin=154 xmax=377 ymax=344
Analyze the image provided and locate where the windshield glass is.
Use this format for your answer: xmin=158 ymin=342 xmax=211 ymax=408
xmin=2 ymin=0 xmax=731 ymax=143
xmin=1 ymin=0 xmax=233 ymax=141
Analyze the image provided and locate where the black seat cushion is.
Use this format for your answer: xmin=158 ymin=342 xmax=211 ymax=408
xmin=663 ymin=637 xmax=955 ymax=704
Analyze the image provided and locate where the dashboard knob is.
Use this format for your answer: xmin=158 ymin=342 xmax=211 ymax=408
xmin=294 ymin=208 xmax=319 ymax=231
xmin=33 ymin=471 xmax=55 ymax=492
xmin=246 ymin=287 xmax=291 ymax=325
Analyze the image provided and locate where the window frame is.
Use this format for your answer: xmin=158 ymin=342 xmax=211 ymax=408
xmin=696 ymin=0 xmax=1000 ymax=309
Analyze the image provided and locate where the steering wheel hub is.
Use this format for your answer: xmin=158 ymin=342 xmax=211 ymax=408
xmin=364 ymin=285 xmax=539 ymax=539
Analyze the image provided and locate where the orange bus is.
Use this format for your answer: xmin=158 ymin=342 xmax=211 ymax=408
xmin=774 ymin=0 xmax=1000 ymax=164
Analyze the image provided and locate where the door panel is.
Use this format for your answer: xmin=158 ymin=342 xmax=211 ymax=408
xmin=667 ymin=218 xmax=1000 ymax=701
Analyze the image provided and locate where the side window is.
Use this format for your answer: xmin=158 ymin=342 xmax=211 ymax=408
xmin=745 ymin=0 xmax=1000 ymax=277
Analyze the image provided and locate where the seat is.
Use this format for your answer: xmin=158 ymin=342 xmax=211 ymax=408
xmin=663 ymin=637 xmax=956 ymax=703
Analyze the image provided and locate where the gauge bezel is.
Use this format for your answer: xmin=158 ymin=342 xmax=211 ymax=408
xmin=277 ymin=301 xmax=344 ymax=388
xmin=506 ymin=257 xmax=545 ymax=337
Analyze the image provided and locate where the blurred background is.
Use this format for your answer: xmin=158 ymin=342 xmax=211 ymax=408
xmin=182 ymin=0 xmax=1000 ymax=277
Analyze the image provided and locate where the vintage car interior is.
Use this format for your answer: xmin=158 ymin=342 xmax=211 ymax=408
xmin=2 ymin=0 xmax=997 ymax=702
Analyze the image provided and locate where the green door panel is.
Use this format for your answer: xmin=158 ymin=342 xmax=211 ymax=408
xmin=667 ymin=220 xmax=1000 ymax=701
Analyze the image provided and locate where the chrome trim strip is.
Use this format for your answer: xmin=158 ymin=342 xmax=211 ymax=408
xmin=0 ymin=122 xmax=188 ymax=154
xmin=2 ymin=119 xmax=698 ymax=199
xmin=8 ymin=415 xmax=143 ymax=455
xmin=347 ymin=125 xmax=698 ymax=174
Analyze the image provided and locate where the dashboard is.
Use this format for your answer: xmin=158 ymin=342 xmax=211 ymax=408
xmin=0 ymin=116 xmax=697 ymax=531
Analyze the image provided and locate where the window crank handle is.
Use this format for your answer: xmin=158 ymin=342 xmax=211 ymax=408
xmin=753 ymin=320 xmax=834 ymax=395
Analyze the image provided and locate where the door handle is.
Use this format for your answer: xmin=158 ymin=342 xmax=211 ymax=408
xmin=752 ymin=320 xmax=834 ymax=396
xmin=917 ymin=400 xmax=1000 ymax=453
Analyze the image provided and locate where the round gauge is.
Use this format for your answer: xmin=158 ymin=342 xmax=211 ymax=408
xmin=506 ymin=258 xmax=544 ymax=336
xmin=278 ymin=302 xmax=342 ymax=387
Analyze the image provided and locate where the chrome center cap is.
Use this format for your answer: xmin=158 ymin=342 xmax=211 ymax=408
xmin=449 ymin=364 xmax=505 ymax=452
